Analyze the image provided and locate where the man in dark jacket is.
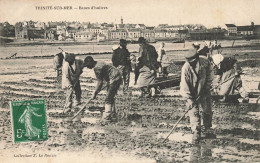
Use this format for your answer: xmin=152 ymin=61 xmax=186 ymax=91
xmin=84 ymin=56 xmax=122 ymax=123
xmin=112 ymin=39 xmax=131 ymax=92
xmin=136 ymin=37 xmax=159 ymax=97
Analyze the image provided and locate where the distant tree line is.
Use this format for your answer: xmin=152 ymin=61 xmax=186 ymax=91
xmin=0 ymin=22 xmax=15 ymax=37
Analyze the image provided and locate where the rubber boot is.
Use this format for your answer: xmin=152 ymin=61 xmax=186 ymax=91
xmin=100 ymin=104 xmax=112 ymax=124
xmin=191 ymin=127 xmax=201 ymax=144
xmin=73 ymin=100 xmax=81 ymax=107
xmin=201 ymin=127 xmax=216 ymax=139
xmin=110 ymin=103 xmax=118 ymax=122
xmin=150 ymin=87 xmax=156 ymax=97
xmin=219 ymin=95 xmax=226 ymax=102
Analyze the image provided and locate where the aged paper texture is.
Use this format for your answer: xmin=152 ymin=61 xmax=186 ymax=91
xmin=0 ymin=0 xmax=260 ymax=162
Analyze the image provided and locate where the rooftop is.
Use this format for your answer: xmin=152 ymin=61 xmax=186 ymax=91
xmin=225 ymin=24 xmax=236 ymax=27
xmin=237 ymin=25 xmax=254 ymax=31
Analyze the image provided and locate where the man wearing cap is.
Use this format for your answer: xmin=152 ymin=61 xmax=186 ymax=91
xmin=211 ymin=54 xmax=249 ymax=102
xmin=112 ymin=39 xmax=131 ymax=92
xmin=198 ymin=45 xmax=210 ymax=58
xmin=62 ymin=53 xmax=84 ymax=113
xmin=136 ymin=37 xmax=159 ymax=97
xmin=180 ymin=49 xmax=214 ymax=143
xmin=83 ymin=56 xmax=122 ymax=123
xmin=192 ymin=42 xmax=200 ymax=50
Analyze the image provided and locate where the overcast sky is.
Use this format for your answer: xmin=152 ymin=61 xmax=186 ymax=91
xmin=0 ymin=0 xmax=260 ymax=28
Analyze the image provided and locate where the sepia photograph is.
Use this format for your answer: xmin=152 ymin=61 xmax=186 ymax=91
xmin=0 ymin=0 xmax=260 ymax=162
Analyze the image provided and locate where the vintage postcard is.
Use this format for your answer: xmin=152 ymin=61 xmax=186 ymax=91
xmin=0 ymin=0 xmax=260 ymax=162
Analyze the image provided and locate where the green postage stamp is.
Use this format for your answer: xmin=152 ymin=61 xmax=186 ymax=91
xmin=10 ymin=99 xmax=48 ymax=143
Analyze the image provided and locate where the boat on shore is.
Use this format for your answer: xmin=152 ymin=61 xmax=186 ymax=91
xmin=172 ymin=39 xmax=185 ymax=43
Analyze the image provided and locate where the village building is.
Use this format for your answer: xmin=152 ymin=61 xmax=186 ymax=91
xmin=56 ymin=23 xmax=66 ymax=31
xmin=109 ymin=29 xmax=127 ymax=39
xmin=189 ymin=28 xmax=225 ymax=40
xmin=27 ymin=27 xmax=46 ymax=39
xmin=89 ymin=27 xmax=102 ymax=34
xmin=15 ymin=26 xmax=28 ymax=39
xmin=127 ymin=29 xmax=141 ymax=39
xmin=166 ymin=30 xmax=178 ymax=38
xmin=135 ymin=24 xmax=146 ymax=30
xmin=67 ymin=22 xmax=81 ymax=29
xmin=145 ymin=26 xmax=155 ymax=31
xmin=45 ymin=28 xmax=57 ymax=40
xmin=237 ymin=26 xmax=254 ymax=36
xmin=97 ymin=34 xmax=106 ymax=42
xmin=74 ymin=31 xmax=93 ymax=41
xmin=100 ymin=28 xmax=110 ymax=40
xmin=100 ymin=23 xmax=116 ymax=31
xmin=67 ymin=29 xmax=78 ymax=39
xmin=34 ymin=21 xmax=46 ymax=29
xmin=225 ymin=24 xmax=237 ymax=36
xmin=141 ymin=29 xmax=155 ymax=40
xmin=157 ymin=24 xmax=169 ymax=29
xmin=155 ymin=29 xmax=167 ymax=38
xmin=253 ymin=25 xmax=260 ymax=36
xmin=47 ymin=22 xmax=59 ymax=29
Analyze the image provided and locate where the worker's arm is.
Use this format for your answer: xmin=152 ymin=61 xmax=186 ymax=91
xmin=205 ymin=60 xmax=213 ymax=92
xmin=180 ymin=64 xmax=192 ymax=100
xmin=180 ymin=67 xmax=194 ymax=109
xmin=157 ymin=48 xmax=161 ymax=62
xmin=212 ymin=64 xmax=222 ymax=85
xmin=91 ymin=68 xmax=104 ymax=99
xmin=63 ymin=62 xmax=73 ymax=88
xmin=233 ymin=60 xmax=242 ymax=76
xmin=112 ymin=50 xmax=119 ymax=67
xmin=91 ymin=79 xmax=103 ymax=100
xmin=137 ymin=46 xmax=144 ymax=63
xmin=153 ymin=46 xmax=158 ymax=60
xmin=72 ymin=61 xmax=84 ymax=83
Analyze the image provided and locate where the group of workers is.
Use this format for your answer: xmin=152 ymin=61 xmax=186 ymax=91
xmin=53 ymin=37 xmax=248 ymax=143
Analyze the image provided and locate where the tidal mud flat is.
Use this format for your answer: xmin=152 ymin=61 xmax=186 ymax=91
xmin=0 ymin=41 xmax=260 ymax=162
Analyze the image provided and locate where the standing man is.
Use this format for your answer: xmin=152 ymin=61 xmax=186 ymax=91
xmin=130 ymin=53 xmax=139 ymax=85
xmin=53 ymin=51 xmax=65 ymax=83
xmin=136 ymin=37 xmax=159 ymax=97
xmin=157 ymin=42 xmax=170 ymax=77
xmin=83 ymin=56 xmax=122 ymax=123
xmin=180 ymin=49 xmax=214 ymax=144
xmin=62 ymin=53 xmax=83 ymax=113
xmin=112 ymin=39 xmax=131 ymax=92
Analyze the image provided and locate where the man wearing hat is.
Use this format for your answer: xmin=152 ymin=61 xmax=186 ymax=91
xmin=211 ymin=54 xmax=249 ymax=102
xmin=83 ymin=56 xmax=122 ymax=123
xmin=180 ymin=49 xmax=214 ymax=143
xmin=112 ymin=39 xmax=131 ymax=92
xmin=136 ymin=37 xmax=159 ymax=97
xmin=192 ymin=42 xmax=200 ymax=50
xmin=62 ymin=53 xmax=84 ymax=113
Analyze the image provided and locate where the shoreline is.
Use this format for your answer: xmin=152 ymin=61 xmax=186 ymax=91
xmin=1 ymin=38 xmax=260 ymax=47
xmin=1 ymin=44 xmax=259 ymax=60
